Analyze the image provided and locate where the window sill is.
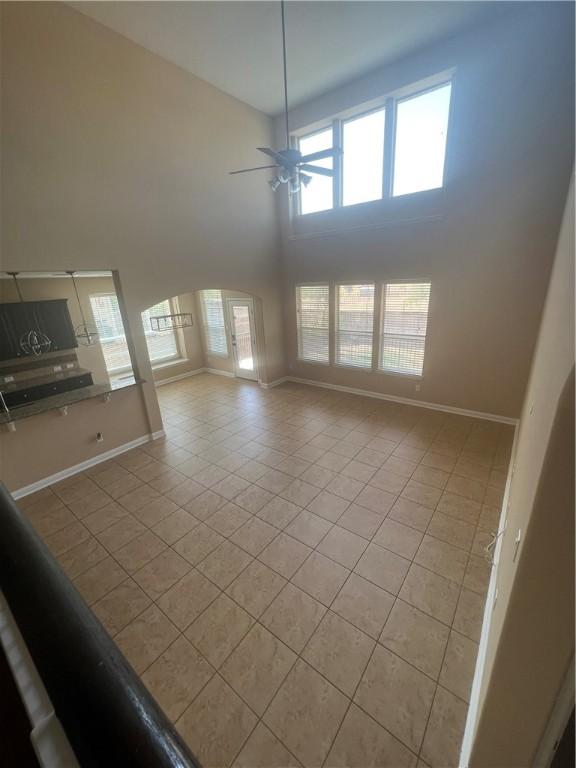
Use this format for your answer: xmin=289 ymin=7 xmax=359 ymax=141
xmin=333 ymin=362 xmax=374 ymax=372
xmin=296 ymin=360 xmax=424 ymax=380
xmin=288 ymin=186 xmax=445 ymax=241
xmin=375 ymin=368 xmax=423 ymax=380
xmin=151 ymin=358 xmax=188 ymax=372
xmin=296 ymin=358 xmax=331 ymax=367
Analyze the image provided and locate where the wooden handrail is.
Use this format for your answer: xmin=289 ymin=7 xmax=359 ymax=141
xmin=0 ymin=482 xmax=201 ymax=768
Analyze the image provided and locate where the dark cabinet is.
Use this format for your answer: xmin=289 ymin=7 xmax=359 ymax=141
xmin=32 ymin=300 xmax=77 ymax=353
xmin=0 ymin=300 xmax=78 ymax=361
xmin=0 ymin=303 xmax=34 ymax=360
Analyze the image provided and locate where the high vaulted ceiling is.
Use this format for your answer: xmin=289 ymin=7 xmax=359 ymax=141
xmin=71 ymin=1 xmax=508 ymax=115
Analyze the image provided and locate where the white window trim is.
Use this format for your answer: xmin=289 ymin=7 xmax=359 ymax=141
xmin=295 ymin=282 xmax=331 ymax=366
xmin=292 ymin=69 xmax=455 ymax=218
xmin=200 ymin=290 xmax=229 ymax=358
xmin=143 ymin=297 xmax=185 ymax=369
xmin=341 ymin=104 xmax=387 ymax=207
xmin=293 ymin=279 xmax=431 ymax=379
xmin=89 ymin=292 xmax=133 ymax=376
xmin=294 ymin=127 xmax=335 ymax=217
xmin=333 ymin=281 xmax=376 ymax=371
xmin=391 ymin=82 xmax=453 ymax=199
xmin=377 ymin=279 xmax=431 ymax=379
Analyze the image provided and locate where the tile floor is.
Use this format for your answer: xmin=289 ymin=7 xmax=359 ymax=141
xmin=19 ymin=374 xmax=513 ymax=768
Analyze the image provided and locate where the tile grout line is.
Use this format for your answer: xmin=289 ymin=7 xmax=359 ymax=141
xmin=29 ymin=374 xmax=512 ymax=767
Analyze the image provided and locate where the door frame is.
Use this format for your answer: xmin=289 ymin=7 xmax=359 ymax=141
xmin=225 ymin=297 xmax=259 ymax=381
xmin=459 ymin=422 xmax=519 ymax=766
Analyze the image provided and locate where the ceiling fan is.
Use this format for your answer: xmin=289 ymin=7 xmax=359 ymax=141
xmin=229 ymin=0 xmax=341 ymax=193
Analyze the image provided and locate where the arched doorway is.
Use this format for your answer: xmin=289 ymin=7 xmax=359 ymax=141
xmin=140 ymin=288 xmax=263 ymax=385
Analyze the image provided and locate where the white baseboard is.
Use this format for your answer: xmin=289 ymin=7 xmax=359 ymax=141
xmin=260 ymin=377 xmax=289 ymax=389
xmin=154 ymin=368 xmax=204 ymax=387
xmin=204 ymin=367 xmax=235 ymax=378
xmin=285 ymin=376 xmax=518 ymax=425
xmin=11 ymin=430 xmax=166 ymax=500
xmin=153 ymin=369 xmax=517 ymax=425
xmin=155 ymin=367 xmax=235 ymax=387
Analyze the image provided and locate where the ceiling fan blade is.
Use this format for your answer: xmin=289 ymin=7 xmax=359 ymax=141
xmin=299 ymin=164 xmax=333 ymax=178
xmin=300 ymin=147 xmax=342 ymax=163
xmin=229 ymin=165 xmax=279 ymax=175
xmin=257 ymin=147 xmax=288 ymax=165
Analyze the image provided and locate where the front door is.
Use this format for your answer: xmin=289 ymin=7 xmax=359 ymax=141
xmin=227 ymin=299 xmax=258 ymax=381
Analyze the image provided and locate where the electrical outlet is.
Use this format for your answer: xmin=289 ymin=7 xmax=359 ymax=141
xmin=415 ymin=383 xmax=421 ymax=392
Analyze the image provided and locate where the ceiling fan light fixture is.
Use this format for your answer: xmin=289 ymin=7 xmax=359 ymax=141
xmin=228 ymin=1 xmax=341 ymax=192
xmin=289 ymin=172 xmax=302 ymax=194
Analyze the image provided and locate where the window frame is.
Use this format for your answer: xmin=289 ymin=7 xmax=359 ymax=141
xmin=295 ymin=283 xmax=331 ymax=366
xmin=296 ymin=125 xmax=336 ymax=216
xmin=200 ymin=289 xmax=229 ymax=358
xmin=141 ymin=297 xmax=184 ymax=369
xmin=377 ymin=280 xmax=432 ymax=379
xmin=292 ymin=279 xmax=431 ymax=379
xmin=341 ymin=104 xmax=387 ymax=208
xmin=293 ymin=71 xmax=454 ymax=216
xmin=334 ymin=281 xmax=376 ymax=370
xmin=391 ymin=81 xmax=453 ymax=199
xmin=89 ymin=292 xmax=133 ymax=376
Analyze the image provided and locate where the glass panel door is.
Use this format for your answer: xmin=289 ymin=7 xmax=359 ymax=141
xmin=227 ymin=299 xmax=258 ymax=381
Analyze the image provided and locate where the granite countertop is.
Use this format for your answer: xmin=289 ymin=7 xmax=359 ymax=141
xmin=0 ymin=367 xmax=93 ymax=393
xmin=0 ymin=376 xmax=143 ymax=426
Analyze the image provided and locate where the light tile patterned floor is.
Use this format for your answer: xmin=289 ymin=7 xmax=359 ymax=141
xmin=19 ymin=374 xmax=513 ymax=768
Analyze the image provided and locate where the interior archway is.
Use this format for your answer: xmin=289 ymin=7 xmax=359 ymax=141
xmin=140 ymin=287 xmax=266 ymax=388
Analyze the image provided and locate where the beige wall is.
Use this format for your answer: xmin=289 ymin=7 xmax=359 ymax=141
xmin=0 ymin=385 xmax=151 ymax=492
xmin=277 ymin=4 xmax=574 ymax=419
xmin=469 ymin=177 xmax=575 ymax=766
xmin=1 ymin=1 xmax=284 ymax=490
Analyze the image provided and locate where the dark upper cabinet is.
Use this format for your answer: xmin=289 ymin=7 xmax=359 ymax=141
xmin=0 ymin=300 xmax=78 ymax=361
xmin=32 ymin=300 xmax=77 ymax=353
xmin=0 ymin=303 xmax=34 ymax=360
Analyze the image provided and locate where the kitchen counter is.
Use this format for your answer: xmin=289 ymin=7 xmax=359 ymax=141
xmin=0 ymin=376 xmax=143 ymax=426
xmin=0 ymin=367 xmax=93 ymax=394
